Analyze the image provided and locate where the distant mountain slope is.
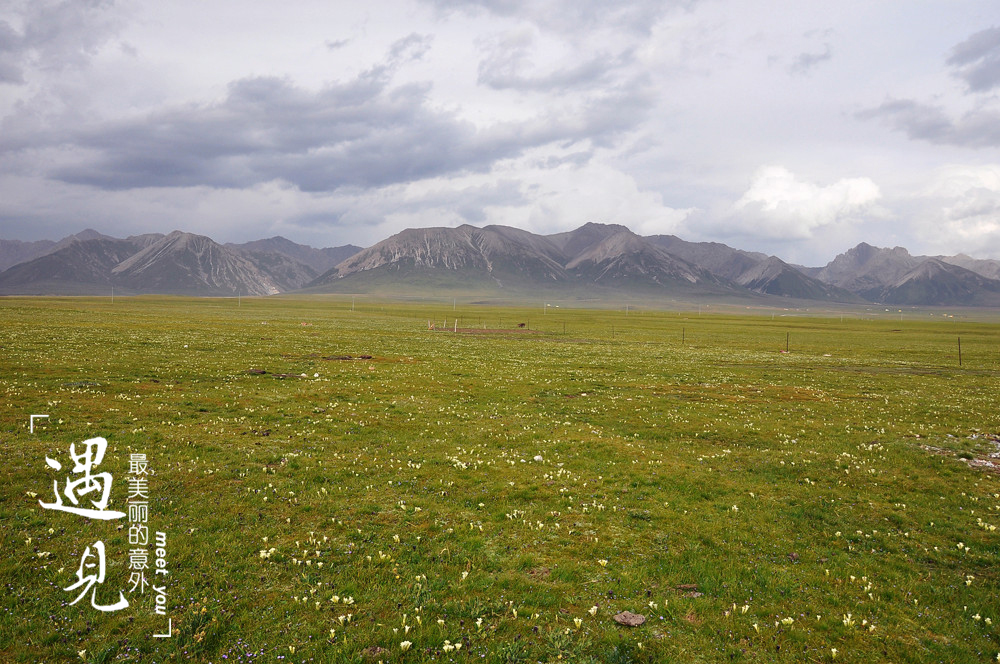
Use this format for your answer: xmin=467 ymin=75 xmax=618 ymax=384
xmin=939 ymin=254 xmax=1000 ymax=281
xmin=648 ymin=235 xmax=768 ymax=281
xmin=736 ymin=256 xmax=864 ymax=302
xmin=111 ymin=231 xmax=309 ymax=296
xmin=0 ymin=229 xmax=165 ymax=274
xmin=648 ymin=235 xmax=857 ymax=300
xmin=309 ymin=223 xmax=735 ymax=295
xmin=46 ymin=228 xmax=119 ymax=254
xmin=0 ymin=228 xmax=126 ymax=273
xmin=228 ymin=236 xmax=363 ymax=274
xmin=484 ymin=224 xmax=568 ymax=265
xmin=564 ymin=229 xmax=725 ymax=290
xmin=0 ymin=238 xmax=56 ymax=272
xmin=310 ymin=224 xmax=570 ymax=291
xmin=878 ymin=259 xmax=1000 ymax=306
xmin=814 ymin=243 xmax=922 ymax=299
xmin=0 ymin=230 xmax=323 ymax=296
xmin=240 ymin=250 xmax=318 ymax=291
xmin=548 ymin=222 xmax=632 ymax=259
xmin=4 ymin=224 xmax=1000 ymax=305
xmin=126 ymin=233 xmax=166 ymax=249
xmin=0 ymin=237 xmax=142 ymax=294
xmin=809 ymin=242 xmax=1000 ymax=304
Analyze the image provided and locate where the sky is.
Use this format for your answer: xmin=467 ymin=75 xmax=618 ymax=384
xmin=1 ymin=0 xmax=999 ymax=266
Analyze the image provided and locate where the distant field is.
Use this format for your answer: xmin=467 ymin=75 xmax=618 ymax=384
xmin=2 ymin=295 xmax=999 ymax=663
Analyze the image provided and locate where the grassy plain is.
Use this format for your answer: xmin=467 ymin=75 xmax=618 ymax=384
xmin=1 ymin=295 xmax=999 ymax=663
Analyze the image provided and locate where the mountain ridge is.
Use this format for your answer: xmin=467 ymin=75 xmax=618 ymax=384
xmin=2 ymin=224 xmax=1000 ymax=305
xmin=0 ymin=231 xmax=358 ymax=296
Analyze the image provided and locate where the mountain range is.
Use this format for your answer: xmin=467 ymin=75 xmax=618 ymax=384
xmin=1 ymin=223 xmax=999 ymax=306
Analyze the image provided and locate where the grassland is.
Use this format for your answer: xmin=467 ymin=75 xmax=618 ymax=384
xmin=1 ymin=295 xmax=999 ymax=663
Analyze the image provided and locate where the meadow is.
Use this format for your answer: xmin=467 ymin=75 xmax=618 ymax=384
xmin=1 ymin=295 xmax=998 ymax=663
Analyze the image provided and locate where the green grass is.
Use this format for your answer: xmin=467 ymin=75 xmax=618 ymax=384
xmin=1 ymin=295 xmax=999 ymax=663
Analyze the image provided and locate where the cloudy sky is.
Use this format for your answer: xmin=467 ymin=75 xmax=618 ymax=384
xmin=1 ymin=0 xmax=999 ymax=265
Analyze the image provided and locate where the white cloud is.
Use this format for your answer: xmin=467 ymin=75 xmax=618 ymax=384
xmin=504 ymin=157 xmax=691 ymax=236
xmin=731 ymin=166 xmax=881 ymax=239
xmin=920 ymin=164 xmax=1000 ymax=255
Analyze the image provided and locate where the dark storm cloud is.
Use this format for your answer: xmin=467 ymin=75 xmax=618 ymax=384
xmin=858 ymin=98 xmax=1000 ymax=148
xmin=946 ymin=26 xmax=1000 ymax=92
xmin=45 ymin=73 xmax=477 ymax=190
xmin=8 ymin=41 xmax=649 ymax=192
xmin=0 ymin=0 xmax=122 ymax=84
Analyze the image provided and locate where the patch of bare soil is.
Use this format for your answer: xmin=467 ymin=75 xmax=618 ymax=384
xmin=613 ymin=611 xmax=646 ymax=627
xmin=920 ymin=435 xmax=1000 ymax=476
xmin=437 ymin=327 xmax=542 ymax=334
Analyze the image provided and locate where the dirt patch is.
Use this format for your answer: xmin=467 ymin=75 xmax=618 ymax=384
xmin=683 ymin=608 xmax=702 ymax=626
xmin=362 ymin=646 xmax=388 ymax=658
xmin=967 ymin=458 xmax=999 ymax=473
xmin=675 ymin=583 xmax=704 ymax=598
xmin=613 ymin=611 xmax=646 ymax=627
xmin=920 ymin=439 xmax=1000 ymax=476
xmin=277 ymin=353 xmax=378 ymax=361
xmin=441 ymin=327 xmax=542 ymax=335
